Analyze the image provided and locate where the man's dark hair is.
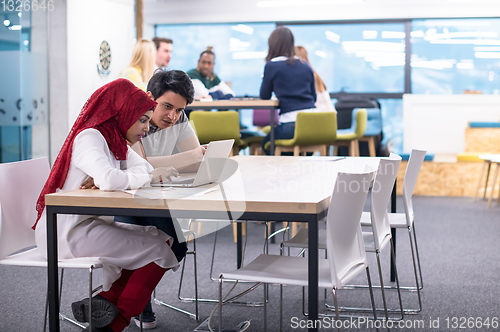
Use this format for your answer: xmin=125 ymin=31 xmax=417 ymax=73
xmin=147 ymin=70 xmax=195 ymax=105
xmin=152 ymin=37 xmax=173 ymax=50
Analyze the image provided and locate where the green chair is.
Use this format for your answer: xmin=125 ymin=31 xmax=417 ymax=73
xmin=264 ymin=112 xmax=337 ymax=156
xmin=241 ymin=133 xmax=266 ymax=155
xmin=189 ymin=111 xmax=246 ymax=156
xmin=334 ymin=108 xmax=367 ymax=157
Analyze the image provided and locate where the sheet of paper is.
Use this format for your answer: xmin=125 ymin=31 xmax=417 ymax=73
xmin=122 ymin=185 xmax=219 ymax=200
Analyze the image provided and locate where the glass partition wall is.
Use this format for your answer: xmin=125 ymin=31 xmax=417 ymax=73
xmin=157 ymin=18 xmax=500 ymax=154
xmin=0 ymin=7 xmax=49 ymax=163
xmin=411 ymin=18 xmax=500 ymax=94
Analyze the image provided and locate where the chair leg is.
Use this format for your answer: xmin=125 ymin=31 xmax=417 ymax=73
xmin=320 ymin=145 xmax=327 ymax=156
xmin=487 ymin=163 xmax=499 ymax=208
xmin=294 ymin=145 xmax=300 ymax=156
xmin=349 ymin=141 xmax=356 ymax=156
xmin=407 ymin=227 xmax=422 ymax=312
xmin=473 ymin=161 xmax=488 ymax=202
xmin=412 ymin=224 xmax=424 ymax=289
xmin=333 ymin=145 xmax=338 ymax=156
xmin=365 ymin=267 xmax=379 ymax=327
xmin=280 ymin=284 xmax=283 ymax=332
xmin=219 ymin=276 xmax=223 ymax=332
xmin=275 ymin=146 xmax=282 ymax=156
xmin=231 ymin=145 xmax=239 ymax=157
xmin=260 ymin=282 xmax=266 ymax=332
xmin=172 ymin=237 xmax=199 ymax=320
xmin=389 ymin=239 xmax=405 ymax=320
xmin=193 ymin=237 xmax=199 ymax=320
xmin=210 ymin=225 xmax=219 ymax=281
xmin=375 ymin=252 xmax=390 ymax=322
xmin=332 ymin=287 xmax=341 ymax=332
xmin=88 ymin=266 xmax=93 ymax=332
xmin=497 ymin=175 xmax=500 ymax=204
xmin=44 ymin=291 xmax=49 ymax=332
xmin=484 ymin=162 xmax=492 ymax=199
xmin=368 ymin=137 xmax=376 ymax=157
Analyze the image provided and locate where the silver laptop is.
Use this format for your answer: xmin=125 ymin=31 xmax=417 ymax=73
xmin=151 ymin=139 xmax=234 ymax=188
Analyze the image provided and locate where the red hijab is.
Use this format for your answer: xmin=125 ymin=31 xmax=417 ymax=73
xmin=33 ymin=78 xmax=157 ymax=229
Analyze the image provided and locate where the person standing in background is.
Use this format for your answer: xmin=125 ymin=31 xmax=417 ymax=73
xmin=295 ymin=45 xmax=336 ymax=113
xmin=187 ymin=47 xmax=235 ymax=100
xmin=259 ymin=27 xmax=317 ymax=155
xmin=119 ymin=39 xmax=156 ymax=91
xmin=153 ymin=37 xmax=173 ymax=70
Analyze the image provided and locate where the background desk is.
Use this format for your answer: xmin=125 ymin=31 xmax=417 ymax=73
xmin=187 ymin=99 xmax=280 ymax=154
xmin=45 ymin=156 xmax=380 ymax=332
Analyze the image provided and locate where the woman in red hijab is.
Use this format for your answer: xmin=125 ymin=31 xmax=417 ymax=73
xmin=34 ymin=78 xmax=180 ymax=332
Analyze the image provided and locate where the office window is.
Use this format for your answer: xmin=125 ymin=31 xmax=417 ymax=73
xmin=412 ymin=18 xmax=500 ymax=94
xmin=155 ymin=23 xmax=275 ymax=96
xmin=287 ymin=23 xmax=406 ymax=93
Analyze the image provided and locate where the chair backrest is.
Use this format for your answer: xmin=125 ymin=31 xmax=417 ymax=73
xmin=353 ymin=108 xmax=367 ymax=139
xmin=370 ymin=153 xmax=402 ymax=251
xmin=293 ymin=111 xmax=337 ymax=145
xmin=0 ymin=158 xmax=50 ymax=259
xmin=326 ymin=169 xmax=375 ymax=288
xmin=403 ymin=149 xmax=426 ymax=227
xmin=189 ymin=111 xmax=241 ymax=145
xmin=252 ymin=109 xmax=279 ymax=127
xmin=355 ymin=108 xmax=382 ymax=136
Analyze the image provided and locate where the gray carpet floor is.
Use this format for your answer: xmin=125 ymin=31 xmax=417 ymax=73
xmin=1 ymin=196 xmax=499 ymax=331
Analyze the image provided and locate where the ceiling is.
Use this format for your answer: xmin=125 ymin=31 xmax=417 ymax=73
xmin=143 ymin=0 xmax=500 ymax=25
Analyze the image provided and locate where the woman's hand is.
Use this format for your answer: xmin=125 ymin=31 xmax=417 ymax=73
xmin=150 ymin=166 xmax=180 ymax=184
xmin=80 ymin=177 xmax=99 ymax=190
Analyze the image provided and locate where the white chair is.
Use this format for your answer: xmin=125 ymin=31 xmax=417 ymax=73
xmin=281 ymin=154 xmax=404 ymax=320
xmin=0 ymin=158 xmax=103 ymax=331
xmin=360 ymin=149 xmax=425 ymax=313
xmin=218 ymin=170 xmax=378 ymax=332
xmin=473 ymin=154 xmax=500 ymax=203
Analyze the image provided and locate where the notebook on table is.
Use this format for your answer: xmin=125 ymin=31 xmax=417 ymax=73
xmin=151 ymin=139 xmax=234 ymax=188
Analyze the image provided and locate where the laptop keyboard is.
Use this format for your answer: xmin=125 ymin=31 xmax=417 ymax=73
xmin=170 ymin=178 xmax=195 ymax=185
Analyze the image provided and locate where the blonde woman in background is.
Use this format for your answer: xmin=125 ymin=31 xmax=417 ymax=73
xmin=295 ymin=46 xmax=336 ymax=113
xmin=119 ymin=39 xmax=156 ymax=91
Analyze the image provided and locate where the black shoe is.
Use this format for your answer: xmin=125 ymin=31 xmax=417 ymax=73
xmin=133 ymin=300 xmax=157 ymax=329
xmin=71 ymin=295 xmax=117 ymax=328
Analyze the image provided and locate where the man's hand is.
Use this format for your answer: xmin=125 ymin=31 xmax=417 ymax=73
xmin=80 ymin=177 xmax=99 ymax=190
xmin=150 ymin=166 xmax=180 ymax=184
xmin=200 ymin=144 xmax=208 ymax=155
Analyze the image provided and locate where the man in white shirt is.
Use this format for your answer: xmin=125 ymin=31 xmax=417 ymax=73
xmin=125 ymin=70 xmax=207 ymax=329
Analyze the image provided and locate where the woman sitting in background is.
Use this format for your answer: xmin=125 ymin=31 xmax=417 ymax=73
xmin=295 ymin=45 xmax=336 ymax=113
xmin=260 ymin=27 xmax=317 ymax=155
xmin=34 ymin=79 xmax=179 ymax=332
xmin=119 ymin=39 xmax=156 ymax=91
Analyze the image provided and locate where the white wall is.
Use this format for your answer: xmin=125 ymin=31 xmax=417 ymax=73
xmin=403 ymin=94 xmax=500 ymax=154
xmin=67 ymin=0 xmax=136 ymax=128
xmin=144 ymin=0 xmax=500 ymax=25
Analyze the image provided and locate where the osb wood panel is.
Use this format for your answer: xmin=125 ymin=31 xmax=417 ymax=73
xmin=465 ymin=128 xmax=500 ymax=153
xmin=396 ymin=161 xmax=500 ymax=197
